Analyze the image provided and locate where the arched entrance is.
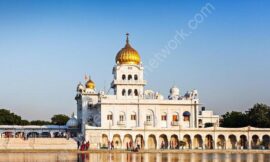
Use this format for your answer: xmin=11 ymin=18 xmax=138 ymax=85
xmin=40 ymin=132 xmax=51 ymax=138
xmin=251 ymin=135 xmax=260 ymax=149
xmin=148 ymin=134 xmax=157 ymax=149
xmin=159 ymin=134 xmax=168 ymax=149
xmin=193 ymin=134 xmax=203 ymax=149
xmin=262 ymin=135 xmax=270 ymax=149
xmin=205 ymin=134 xmax=214 ymax=149
xmin=112 ymin=134 xmax=122 ymax=149
xmin=53 ymin=132 xmax=64 ymax=138
xmin=2 ymin=131 xmax=14 ymax=138
xmin=170 ymin=134 xmax=179 ymax=149
xmin=135 ymin=134 xmax=144 ymax=149
xmin=183 ymin=134 xmax=191 ymax=149
xmin=217 ymin=135 xmax=226 ymax=149
xmin=228 ymin=135 xmax=237 ymax=149
xmin=239 ymin=135 xmax=248 ymax=149
xmin=123 ymin=134 xmax=133 ymax=149
xmin=27 ymin=132 xmax=39 ymax=138
xmin=15 ymin=132 xmax=25 ymax=138
xmin=101 ymin=134 xmax=109 ymax=148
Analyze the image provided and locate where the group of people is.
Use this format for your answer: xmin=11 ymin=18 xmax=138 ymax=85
xmin=108 ymin=140 xmax=141 ymax=152
xmin=77 ymin=140 xmax=90 ymax=151
xmin=160 ymin=141 xmax=179 ymax=149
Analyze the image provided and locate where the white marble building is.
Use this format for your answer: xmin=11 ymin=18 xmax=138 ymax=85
xmin=74 ymin=34 xmax=270 ymax=150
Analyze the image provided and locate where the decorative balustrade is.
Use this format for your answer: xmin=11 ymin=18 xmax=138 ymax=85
xmin=117 ymin=121 xmax=126 ymax=126
xmin=171 ymin=121 xmax=179 ymax=126
xmin=144 ymin=121 xmax=153 ymax=126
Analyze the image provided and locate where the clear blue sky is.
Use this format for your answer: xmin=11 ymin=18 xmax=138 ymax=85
xmin=0 ymin=0 xmax=269 ymax=120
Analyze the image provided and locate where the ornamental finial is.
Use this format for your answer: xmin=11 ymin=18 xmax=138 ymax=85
xmin=126 ymin=33 xmax=129 ymax=44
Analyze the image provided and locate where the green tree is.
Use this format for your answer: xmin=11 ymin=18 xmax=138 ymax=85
xmin=246 ymin=103 xmax=270 ymax=128
xmin=30 ymin=120 xmax=51 ymax=125
xmin=51 ymin=114 xmax=69 ymax=125
xmin=204 ymin=122 xmax=214 ymax=128
xmin=21 ymin=120 xmax=30 ymax=125
xmin=0 ymin=109 xmax=23 ymax=125
xmin=221 ymin=111 xmax=249 ymax=128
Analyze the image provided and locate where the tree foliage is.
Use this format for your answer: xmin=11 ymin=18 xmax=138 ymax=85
xmin=30 ymin=120 xmax=51 ymax=125
xmin=0 ymin=108 xmax=69 ymax=125
xmin=204 ymin=122 xmax=214 ymax=128
xmin=247 ymin=103 xmax=270 ymax=128
xmin=51 ymin=114 xmax=70 ymax=125
xmin=0 ymin=109 xmax=23 ymax=125
xmin=221 ymin=111 xmax=249 ymax=127
xmin=221 ymin=103 xmax=270 ymax=128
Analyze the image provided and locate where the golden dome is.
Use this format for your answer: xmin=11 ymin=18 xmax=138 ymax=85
xmin=115 ymin=33 xmax=141 ymax=65
xmin=85 ymin=78 xmax=95 ymax=89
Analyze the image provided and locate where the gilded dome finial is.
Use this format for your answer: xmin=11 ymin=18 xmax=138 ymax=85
xmin=115 ymin=33 xmax=141 ymax=65
xmin=126 ymin=33 xmax=129 ymax=44
xmin=85 ymin=75 xmax=95 ymax=89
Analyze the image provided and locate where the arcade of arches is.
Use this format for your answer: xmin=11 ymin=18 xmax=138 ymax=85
xmin=96 ymin=130 xmax=270 ymax=150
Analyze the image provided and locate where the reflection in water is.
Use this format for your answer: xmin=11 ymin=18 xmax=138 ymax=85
xmin=78 ymin=153 xmax=270 ymax=162
xmin=0 ymin=152 xmax=269 ymax=162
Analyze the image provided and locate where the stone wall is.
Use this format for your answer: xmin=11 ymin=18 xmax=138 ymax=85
xmin=0 ymin=138 xmax=77 ymax=150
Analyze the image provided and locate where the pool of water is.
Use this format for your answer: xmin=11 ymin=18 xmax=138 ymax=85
xmin=0 ymin=152 xmax=269 ymax=162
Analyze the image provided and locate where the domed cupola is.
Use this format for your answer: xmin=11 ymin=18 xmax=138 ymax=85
xmin=85 ymin=77 xmax=95 ymax=89
xmin=66 ymin=113 xmax=79 ymax=128
xmin=169 ymin=85 xmax=180 ymax=100
xmin=170 ymin=86 xmax=180 ymax=96
xmin=115 ymin=33 xmax=141 ymax=65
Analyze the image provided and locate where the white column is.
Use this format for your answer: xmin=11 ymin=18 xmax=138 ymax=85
xmin=144 ymin=135 xmax=148 ymax=149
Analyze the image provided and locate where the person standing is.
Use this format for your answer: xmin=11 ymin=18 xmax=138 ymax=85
xmin=111 ymin=141 xmax=114 ymax=150
xmin=86 ymin=141 xmax=90 ymax=150
xmin=77 ymin=141 xmax=80 ymax=149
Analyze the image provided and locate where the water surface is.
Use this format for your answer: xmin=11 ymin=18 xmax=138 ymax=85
xmin=0 ymin=152 xmax=269 ymax=162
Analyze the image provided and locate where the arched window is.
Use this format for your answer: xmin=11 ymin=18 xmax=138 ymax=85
xmin=119 ymin=112 xmax=125 ymax=121
xmin=198 ymin=119 xmax=202 ymax=124
xmin=134 ymin=74 xmax=138 ymax=80
xmin=128 ymin=89 xmax=132 ymax=96
xmin=107 ymin=112 xmax=113 ymax=120
xmin=161 ymin=112 xmax=167 ymax=121
xmin=172 ymin=112 xmax=179 ymax=122
xmin=131 ymin=112 xmax=136 ymax=120
xmin=146 ymin=114 xmax=151 ymax=121
xmin=122 ymin=89 xmax=126 ymax=96
xmin=145 ymin=109 xmax=154 ymax=123
xmin=183 ymin=111 xmax=191 ymax=121
xmin=134 ymin=89 xmax=138 ymax=96
xmin=128 ymin=74 xmax=132 ymax=80
xmin=122 ymin=74 xmax=126 ymax=80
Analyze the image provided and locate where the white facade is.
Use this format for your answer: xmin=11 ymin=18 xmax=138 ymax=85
xmin=74 ymin=35 xmax=270 ymax=150
xmin=75 ymin=57 xmax=204 ymax=133
xmin=198 ymin=107 xmax=219 ymax=128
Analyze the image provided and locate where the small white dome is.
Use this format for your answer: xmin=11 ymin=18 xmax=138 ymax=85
xmin=170 ymin=86 xmax=180 ymax=96
xmin=66 ymin=113 xmax=78 ymax=128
